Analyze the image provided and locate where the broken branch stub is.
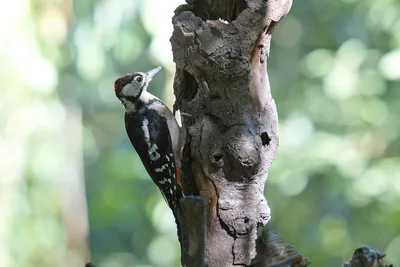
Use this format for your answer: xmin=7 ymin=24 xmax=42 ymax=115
xmin=171 ymin=0 xmax=292 ymax=266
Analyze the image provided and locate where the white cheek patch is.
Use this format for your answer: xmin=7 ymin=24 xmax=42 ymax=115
xmin=121 ymin=83 xmax=141 ymax=97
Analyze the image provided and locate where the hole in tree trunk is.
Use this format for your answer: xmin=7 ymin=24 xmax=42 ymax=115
xmin=261 ymin=132 xmax=271 ymax=146
xmin=214 ymin=154 xmax=223 ymax=162
xmin=211 ymin=152 xmax=224 ymax=168
xmin=234 ymin=0 xmax=248 ymax=20
xmin=197 ymin=0 xmax=248 ymax=21
xmin=182 ymin=70 xmax=198 ymax=102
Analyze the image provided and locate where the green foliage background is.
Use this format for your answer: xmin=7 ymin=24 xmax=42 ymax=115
xmin=0 ymin=0 xmax=399 ymax=267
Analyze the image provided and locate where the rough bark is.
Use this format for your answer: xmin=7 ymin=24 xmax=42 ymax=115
xmin=169 ymin=1 xmax=394 ymax=267
xmin=171 ymin=0 xmax=293 ymax=266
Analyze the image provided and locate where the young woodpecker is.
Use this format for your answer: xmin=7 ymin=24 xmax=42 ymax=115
xmin=114 ymin=66 xmax=182 ymax=214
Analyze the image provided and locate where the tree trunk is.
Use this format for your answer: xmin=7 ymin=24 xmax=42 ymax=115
xmin=169 ymin=1 xmax=394 ymax=267
xmin=171 ymin=0 xmax=299 ymax=266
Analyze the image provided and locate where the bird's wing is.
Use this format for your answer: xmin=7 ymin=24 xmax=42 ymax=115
xmin=125 ymin=110 xmax=182 ymax=211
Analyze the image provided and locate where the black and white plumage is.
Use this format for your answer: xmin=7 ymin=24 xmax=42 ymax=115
xmin=114 ymin=67 xmax=182 ymax=214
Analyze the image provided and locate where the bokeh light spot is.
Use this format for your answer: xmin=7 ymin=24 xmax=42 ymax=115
xmin=151 ymin=199 xmax=177 ymax=234
xmin=38 ymin=5 xmax=67 ymax=45
xmin=272 ymin=16 xmax=303 ymax=47
xmin=378 ymin=49 xmax=400 ymax=80
xmin=10 ymin=36 xmax=58 ymax=94
xmin=99 ymin=252 xmax=137 ymax=267
xmin=302 ymin=49 xmax=334 ymax=78
xmin=74 ymin=22 xmax=105 ymax=80
xmin=319 ymin=216 xmax=350 ymax=256
xmin=142 ymin=0 xmax=185 ymax=65
xmin=353 ymin=168 xmax=389 ymax=197
xmin=148 ymin=235 xmax=178 ymax=265
xmin=358 ymin=70 xmax=386 ymax=96
xmin=386 ymin=236 xmax=400 ymax=264
xmin=277 ymin=171 xmax=309 ymax=196
xmin=280 ymin=114 xmax=314 ymax=150
xmin=324 ymin=39 xmax=366 ymax=100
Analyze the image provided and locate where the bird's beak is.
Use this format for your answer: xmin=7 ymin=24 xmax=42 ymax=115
xmin=146 ymin=66 xmax=162 ymax=81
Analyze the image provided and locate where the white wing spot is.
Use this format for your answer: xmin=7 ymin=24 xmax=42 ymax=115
xmin=141 ymin=119 xmax=160 ymax=161
xmin=149 ymin=144 xmax=160 ymax=161
xmin=169 ymin=189 xmax=173 ymax=194
xmin=142 ymin=118 xmax=150 ymax=141
xmin=155 ymin=164 xmax=169 ymax=173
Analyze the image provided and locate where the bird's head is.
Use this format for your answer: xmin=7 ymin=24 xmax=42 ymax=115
xmin=114 ymin=66 xmax=161 ymax=101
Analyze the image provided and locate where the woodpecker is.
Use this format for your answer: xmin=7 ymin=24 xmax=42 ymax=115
xmin=114 ymin=66 xmax=183 ymax=214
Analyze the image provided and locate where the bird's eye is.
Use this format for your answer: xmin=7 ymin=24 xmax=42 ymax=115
xmin=135 ymin=76 xmax=143 ymax=83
